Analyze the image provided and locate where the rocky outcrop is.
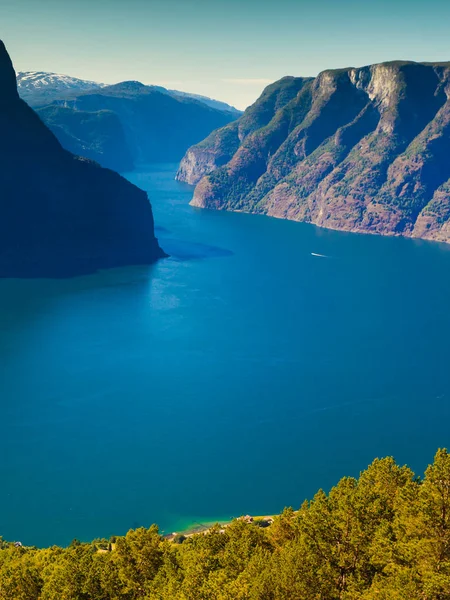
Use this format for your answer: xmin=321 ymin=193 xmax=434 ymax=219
xmin=177 ymin=76 xmax=311 ymax=185
xmin=177 ymin=121 xmax=241 ymax=184
xmin=180 ymin=61 xmax=450 ymax=244
xmin=0 ymin=41 xmax=165 ymax=278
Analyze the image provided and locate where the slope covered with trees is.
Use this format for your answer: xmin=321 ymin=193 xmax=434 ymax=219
xmin=2 ymin=449 xmax=450 ymax=599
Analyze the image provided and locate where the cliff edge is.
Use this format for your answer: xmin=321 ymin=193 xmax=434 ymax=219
xmin=0 ymin=41 xmax=165 ymax=277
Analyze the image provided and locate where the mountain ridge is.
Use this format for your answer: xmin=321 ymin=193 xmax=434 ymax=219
xmin=17 ymin=71 xmax=241 ymax=114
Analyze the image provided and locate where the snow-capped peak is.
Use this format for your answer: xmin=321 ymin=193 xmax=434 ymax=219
xmin=17 ymin=71 xmax=106 ymax=92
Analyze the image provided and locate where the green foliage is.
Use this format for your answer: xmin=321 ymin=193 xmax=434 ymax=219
xmin=172 ymin=534 xmax=187 ymax=544
xmin=1 ymin=451 xmax=450 ymax=599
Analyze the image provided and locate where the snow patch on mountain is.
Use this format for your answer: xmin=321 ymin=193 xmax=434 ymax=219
xmin=17 ymin=71 xmax=107 ymax=92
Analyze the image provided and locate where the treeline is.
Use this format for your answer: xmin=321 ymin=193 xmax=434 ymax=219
xmin=1 ymin=449 xmax=450 ymax=599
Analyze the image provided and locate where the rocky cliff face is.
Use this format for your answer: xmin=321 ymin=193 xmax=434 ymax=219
xmin=179 ymin=62 xmax=450 ymax=244
xmin=0 ymin=41 xmax=165 ymax=278
xmin=177 ymin=76 xmax=311 ymax=185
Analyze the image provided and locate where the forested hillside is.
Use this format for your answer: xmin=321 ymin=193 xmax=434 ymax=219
xmin=1 ymin=449 xmax=450 ymax=599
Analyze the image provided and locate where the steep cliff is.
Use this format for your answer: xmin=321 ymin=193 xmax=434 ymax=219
xmin=179 ymin=62 xmax=450 ymax=244
xmin=0 ymin=41 xmax=165 ymax=278
xmin=177 ymin=76 xmax=311 ymax=185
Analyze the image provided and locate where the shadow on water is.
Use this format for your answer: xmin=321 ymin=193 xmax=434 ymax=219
xmin=155 ymin=225 xmax=171 ymax=235
xmin=160 ymin=238 xmax=233 ymax=260
xmin=0 ymin=226 xmax=232 ymax=356
xmin=0 ymin=263 xmax=161 ymax=361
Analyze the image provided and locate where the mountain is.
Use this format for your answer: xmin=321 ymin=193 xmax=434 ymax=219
xmin=16 ymin=71 xmax=106 ymax=106
xmin=178 ymin=62 xmax=450 ymax=244
xmin=17 ymin=73 xmax=134 ymax=171
xmin=35 ymin=104 xmax=134 ymax=172
xmin=17 ymin=73 xmax=240 ymax=171
xmin=50 ymin=81 xmax=239 ymax=167
xmin=0 ymin=41 xmax=164 ymax=278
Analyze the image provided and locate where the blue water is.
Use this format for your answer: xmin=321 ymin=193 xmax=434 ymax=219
xmin=1 ymin=163 xmax=450 ymax=547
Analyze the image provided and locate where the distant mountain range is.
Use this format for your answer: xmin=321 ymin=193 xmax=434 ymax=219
xmin=17 ymin=71 xmax=241 ymax=172
xmin=178 ymin=62 xmax=450 ymax=244
xmin=17 ymin=71 xmax=241 ymax=115
xmin=1 ymin=43 xmax=164 ymax=277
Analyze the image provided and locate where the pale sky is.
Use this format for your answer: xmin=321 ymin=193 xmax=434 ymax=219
xmin=2 ymin=0 xmax=450 ymax=109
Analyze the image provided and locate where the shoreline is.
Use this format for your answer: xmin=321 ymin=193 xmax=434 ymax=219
xmin=162 ymin=517 xmax=233 ymax=540
xmin=163 ymin=514 xmax=276 ymax=541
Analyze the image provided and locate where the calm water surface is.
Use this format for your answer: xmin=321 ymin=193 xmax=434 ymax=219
xmin=1 ymin=164 xmax=450 ymax=546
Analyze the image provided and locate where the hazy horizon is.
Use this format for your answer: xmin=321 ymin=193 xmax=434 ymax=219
xmin=3 ymin=0 xmax=450 ymax=109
